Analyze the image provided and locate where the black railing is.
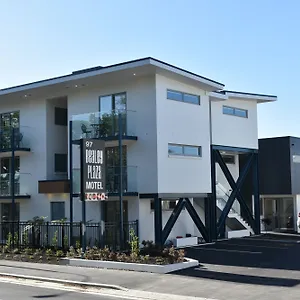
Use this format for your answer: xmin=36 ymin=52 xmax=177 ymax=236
xmin=0 ymin=127 xmax=24 ymax=150
xmin=0 ymin=220 xmax=138 ymax=251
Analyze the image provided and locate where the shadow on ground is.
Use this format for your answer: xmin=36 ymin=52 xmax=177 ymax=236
xmin=172 ymin=234 xmax=300 ymax=287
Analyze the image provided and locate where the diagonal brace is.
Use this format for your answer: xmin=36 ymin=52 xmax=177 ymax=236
xmin=216 ymin=153 xmax=254 ymax=234
xmin=162 ymin=198 xmax=186 ymax=244
xmin=215 ymin=151 xmax=256 ymax=232
xmin=185 ymin=198 xmax=209 ymax=242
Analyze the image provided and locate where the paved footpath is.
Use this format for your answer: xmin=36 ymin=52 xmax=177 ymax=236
xmin=1 ymin=260 xmax=300 ymax=300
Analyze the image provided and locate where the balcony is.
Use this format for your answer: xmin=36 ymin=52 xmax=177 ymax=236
xmin=0 ymin=173 xmax=31 ymax=199
xmin=72 ymin=166 xmax=138 ymax=197
xmin=0 ymin=126 xmax=32 ymax=157
xmin=71 ymin=110 xmax=137 ymax=147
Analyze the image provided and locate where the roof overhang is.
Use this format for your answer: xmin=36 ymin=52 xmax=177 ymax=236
xmin=218 ymin=90 xmax=277 ymax=104
xmin=208 ymin=91 xmax=228 ymax=101
xmin=0 ymin=57 xmax=224 ymax=99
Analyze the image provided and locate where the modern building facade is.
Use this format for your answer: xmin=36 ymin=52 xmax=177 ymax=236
xmin=259 ymin=136 xmax=300 ymax=233
xmin=0 ymin=57 xmax=277 ymax=245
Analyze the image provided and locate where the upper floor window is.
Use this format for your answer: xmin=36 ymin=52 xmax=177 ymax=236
xmin=168 ymin=143 xmax=202 ymax=157
xmin=167 ymin=89 xmax=200 ymax=105
xmin=223 ymin=106 xmax=248 ymax=118
xmin=55 ymin=107 xmax=67 ymax=126
xmin=54 ymin=153 xmax=68 ymax=173
xmin=99 ymin=93 xmax=126 ymax=112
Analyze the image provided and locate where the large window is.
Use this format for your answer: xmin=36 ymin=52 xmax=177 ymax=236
xmin=1 ymin=157 xmax=20 ymax=174
xmin=167 ymin=89 xmax=200 ymax=105
xmin=168 ymin=143 xmax=201 ymax=157
xmin=99 ymin=93 xmax=126 ymax=112
xmin=1 ymin=203 xmax=20 ymax=221
xmin=54 ymin=154 xmax=68 ymax=173
xmin=51 ymin=202 xmax=65 ymax=221
xmin=223 ymin=106 xmax=248 ymax=118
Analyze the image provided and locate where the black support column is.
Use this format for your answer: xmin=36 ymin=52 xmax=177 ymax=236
xmin=209 ymin=146 xmax=217 ymax=242
xmin=154 ymin=196 xmax=162 ymax=246
xmin=253 ymin=153 xmax=261 ymax=234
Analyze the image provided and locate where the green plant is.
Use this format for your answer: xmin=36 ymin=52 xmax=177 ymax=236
xmin=63 ymin=235 xmax=69 ymax=249
xmin=24 ymin=247 xmax=34 ymax=255
xmin=75 ymin=240 xmax=81 ymax=250
xmin=51 ymin=231 xmax=58 ymax=250
xmin=22 ymin=231 xmax=29 ymax=247
xmin=56 ymin=250 xmax=64 ymax=258
xmin=67 ymin=246 xmax=76 ymax=258
xmin=6 ymin=232 xmax=13 ymax=249
xmin=14 ymin=232 xmax=19 ymax=247
xmin=46 ymin=248 xmax=53 ymax=257
xmin=129 ymin=228 xmax=139 ymax=256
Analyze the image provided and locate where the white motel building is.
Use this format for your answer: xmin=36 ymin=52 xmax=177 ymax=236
xmin=0 ymin=57 xmax=277 ymax=246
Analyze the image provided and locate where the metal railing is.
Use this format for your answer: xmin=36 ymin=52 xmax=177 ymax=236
xmin=0 ymin=173 xmax=31 ymax=196
xmin=0 ymin=220 xmax=138 ymax=250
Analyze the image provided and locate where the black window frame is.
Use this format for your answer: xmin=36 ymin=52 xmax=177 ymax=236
xmin=167 ymin=89 xmax=200 ymax=105
xmin=54 ymin=153 xmax=68 ymax=173
xmin=223 ymin=105 xmax=248 ymax=118
xmin=168 ymin=143 xmax=202 ymax=157
xmin=54 ymin=107 xmax=68 ymax=126
xmin=50 ymin=202 xmax=65 ymax=221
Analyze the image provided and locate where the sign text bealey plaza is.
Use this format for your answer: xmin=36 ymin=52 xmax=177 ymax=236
xmin=81 ymin=139 xmax=106 ymax=199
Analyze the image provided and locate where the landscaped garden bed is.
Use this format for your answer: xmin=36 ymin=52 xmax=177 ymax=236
xmin=0 ymin=229 xmax=199 ymax=273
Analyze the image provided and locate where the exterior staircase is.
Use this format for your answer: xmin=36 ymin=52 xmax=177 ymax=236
xmin=216 ymin=182 xmax=254 ymax=237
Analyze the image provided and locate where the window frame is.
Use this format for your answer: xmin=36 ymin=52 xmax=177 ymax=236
xmin=50 ymin=202 xmax=65 ymax=221
xmin=54 ymin=153 xmax=68 ymax=173
xmin=168 ymin=143 xmax=202 ymax=157
xmin=167 ymin=89 xmax=200 ymax=105
xmin=223 ymin=105 xmax=248 ymax=118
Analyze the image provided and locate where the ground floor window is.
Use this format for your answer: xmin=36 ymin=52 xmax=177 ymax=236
xmin=1 ymin=203 xmax=20 ymax=221
xmin=50 ymin=202 xmax=65 ymax=221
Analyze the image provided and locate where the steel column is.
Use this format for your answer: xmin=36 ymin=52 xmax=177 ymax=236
xmin=185 ymin=198 xmax=209 ymax=242
xmin=161 ymin=198 xmax=185 ymax=244
xmin=80 ymin=139 xmax=86 ymax=255
xmin=11 ymin=127 xmax=16 ymax=248
xmin=118 ymin=112 xmax=124 ymax=249
xmin=69 ymin=120 xmax=73 ymax=243
xmin=253 ymin=153 xmax=261 ymax=234
xmin=209 ymin=146 xmax=217 ymax=241
xmin=154 ymin=196 xmax=162 ymax=246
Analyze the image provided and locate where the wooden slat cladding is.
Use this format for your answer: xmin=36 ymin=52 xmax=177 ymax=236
xmin=38 ymin=180 xmax=70 ymax=194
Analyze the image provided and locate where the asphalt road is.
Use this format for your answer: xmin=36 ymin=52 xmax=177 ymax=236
xmin=0 ymin=282 xmax=129 ymax=300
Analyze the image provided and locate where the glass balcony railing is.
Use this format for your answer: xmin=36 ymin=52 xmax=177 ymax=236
xmin=71 ymin=110 xmax=136 ymax=141
xmin=72 ymin=166 xmax=138 ymax=195
xmin=0 ymin=126 xmax=32 ymax=151
xmin=0 ymin=173 xmax=32 ymax=196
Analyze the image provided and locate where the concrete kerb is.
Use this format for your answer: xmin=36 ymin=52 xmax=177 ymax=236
xmin=0 ymin=272 xmax=126 ymax=291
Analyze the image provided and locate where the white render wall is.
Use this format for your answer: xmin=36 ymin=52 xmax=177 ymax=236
xmin=211 ymin=98 xmax=258 ymax=149
xmin=67 ymin=75 xmax=158 ymax=194
xmin=155 ymin=74 xmax=211 ymax=194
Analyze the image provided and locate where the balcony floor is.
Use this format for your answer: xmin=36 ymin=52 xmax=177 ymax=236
xmin=0 ymin=195 xmax=31 ymax=200
xmin=72 ymin=136 xmax=137 ymax=147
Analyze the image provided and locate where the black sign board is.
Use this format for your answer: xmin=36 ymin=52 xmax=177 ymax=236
xmin=81 ymin=139 xmax=107 ymax=201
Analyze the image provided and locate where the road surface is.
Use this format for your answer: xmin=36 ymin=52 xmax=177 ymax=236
xmin=0 ymin=281 xmax=129 ymax=300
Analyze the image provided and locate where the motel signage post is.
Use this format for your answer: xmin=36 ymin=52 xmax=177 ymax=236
xmin=80 ymin=138 xmax=106 ymax=253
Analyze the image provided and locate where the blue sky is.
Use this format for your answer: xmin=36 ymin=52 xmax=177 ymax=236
xmin=0 ymin=0 xmax=298 ymax=138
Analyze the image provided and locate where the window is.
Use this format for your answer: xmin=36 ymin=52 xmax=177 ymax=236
xmin=55 ymin=107 xmax=67 ymax=126
xmin=167 ymin=90 xmax=200 ymax=105
xmin=222 ymin=155 xmax=235 ymax=164
xmin=150 ymin=200 xmax=179 ymax=211
xmin=1 ymin=203 xmax=20 ymax=221
xmin=54 ymin=154 xmax=68 ymax=173
xmin=223 ymin=106 xmax=248 ymax=118
xmin=51 ymin=202 xmax=65 ymax=221
xmin=168 ymin=143 xmax=201 ymax=157
xmin=1 ymin=157 xmax=20 ymax=174
xmin=99 ymin=93 xmax=126 ymax=112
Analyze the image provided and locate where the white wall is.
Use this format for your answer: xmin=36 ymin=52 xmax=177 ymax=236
xmin=67 ymin=75 xmax=158 ymax=194
xmin=211 ymin=98 xmax=258 ymax=149
xmin=155 ymin=74 xmax=211 ymax=194
xmin=46 ymin=97 xmax=68 ymax=180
